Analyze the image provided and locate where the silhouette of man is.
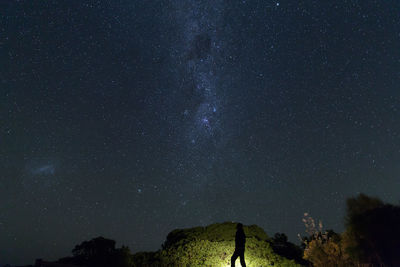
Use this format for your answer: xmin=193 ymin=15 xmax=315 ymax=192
xmin=231 ymin=223 xmax=246 ymax=267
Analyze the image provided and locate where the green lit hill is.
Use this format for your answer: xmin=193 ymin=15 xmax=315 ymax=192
xmin=132 ymin=222 xmax=304 ymax=267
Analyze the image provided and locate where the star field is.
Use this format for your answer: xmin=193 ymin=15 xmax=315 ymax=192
xmin=1 ymin=0 xmax=400 ymax=265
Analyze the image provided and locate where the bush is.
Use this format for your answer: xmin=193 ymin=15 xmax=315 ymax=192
xmin=156 ymin=222 xmax=303 ymax=266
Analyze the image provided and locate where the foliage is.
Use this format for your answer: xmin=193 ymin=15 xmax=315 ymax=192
xmin=29 ymin=193 xmax=400 ymax=267
xmin=157 ymin=222 xmax=303 ymax=267
xmin=72 ymin=236 xmax=115 ymax=257
xmin=300 ymin=194 xmax=400 ymax=266
xmin=131 ymin=251 xmax=161 ymax=267
xmin=114 ymin=246 xmax=135 ymax=267
xmin=300 ymin=213 xmax=353 ymax=267
xmin=49 ymin=194 xmax=400 ymax=267
xmin=56 ymin=223 xmax=304 ymax=267
xmin=271 ymin=233 xmax=307 ymax=266
xmin=345 ymin=193 xmax=383 ymax=224
xmin=59 ymin=236 xmax=133 ymax=267
xmin=343 ymin=194 xmax=400 ymax=266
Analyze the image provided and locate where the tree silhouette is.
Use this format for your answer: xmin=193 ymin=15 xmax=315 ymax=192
xmin=72 ymin=236 xmax=116 ymax=266
xmin=271 ymin=233 xmax=307 ymax=265
xmin=58 ymin=236 xmax=134 ymax=267
xmin=343 ymin=194 xmax=400 ymax=266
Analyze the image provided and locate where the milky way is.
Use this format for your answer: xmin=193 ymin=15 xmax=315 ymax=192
xmin=173 ymin=1 xmax=225 ymax=147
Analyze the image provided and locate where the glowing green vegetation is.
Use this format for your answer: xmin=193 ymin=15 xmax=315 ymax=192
xmin=132 ymin=222 xmax=304 ymax=267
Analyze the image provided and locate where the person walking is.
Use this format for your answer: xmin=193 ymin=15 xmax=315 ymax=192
xmin=231 ymin=223 xmax=246 ymax=267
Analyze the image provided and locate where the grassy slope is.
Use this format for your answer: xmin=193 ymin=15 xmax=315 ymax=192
xmin=133 ymin=222 xmax=304 ymax=267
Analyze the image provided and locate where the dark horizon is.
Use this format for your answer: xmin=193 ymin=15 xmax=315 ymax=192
xmin=2 ymin=0 xmax=400 ymax=265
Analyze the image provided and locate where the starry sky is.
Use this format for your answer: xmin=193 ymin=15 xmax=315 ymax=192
xmin=1 ymin=0 xmax=400 ymax=265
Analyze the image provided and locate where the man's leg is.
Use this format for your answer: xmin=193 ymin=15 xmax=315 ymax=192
xmin=231 ymin=250 xmax=239 ymax=267
xmin=239 ymin=250 xmax=246 ymax=267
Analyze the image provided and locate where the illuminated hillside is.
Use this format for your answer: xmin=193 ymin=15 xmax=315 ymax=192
xmin=132 ymin=222 xmax=304 ymax=267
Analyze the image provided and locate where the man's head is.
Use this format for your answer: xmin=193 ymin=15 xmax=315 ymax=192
xmin=237 ymin=223 xmax=243 ymax=230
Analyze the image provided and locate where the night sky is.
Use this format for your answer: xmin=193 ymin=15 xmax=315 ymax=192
xmin=2 ymin=0 xmax=400 ymax=265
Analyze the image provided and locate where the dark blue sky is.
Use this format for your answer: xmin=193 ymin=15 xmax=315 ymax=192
xmin=1 ymin=0 xmax=400 ymax=265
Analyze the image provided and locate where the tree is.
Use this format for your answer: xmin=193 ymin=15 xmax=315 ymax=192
xmin=345 ymin=193 xmax=383 ymax=222
xmin=71 ymin=236 xmax=116 ymax=266
xmin=67 ymin=236 xmax=136 ymax=267
xmin=300 ymin=213 xmax=353 ymax=267
xmin=343 ymin=194 xmax=400 ymax=266
xmin=114 ymin=246 xmax=134 ymax=267
xmin=271 ymin=233 xmax=307 ymax=265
